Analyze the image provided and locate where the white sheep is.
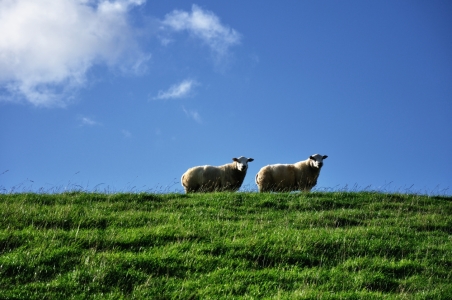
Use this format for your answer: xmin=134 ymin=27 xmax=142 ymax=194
xmin=255 ymin=154 xmax=328 ymax=192
xmin=181 ymin=156 xmax=254 ymax=193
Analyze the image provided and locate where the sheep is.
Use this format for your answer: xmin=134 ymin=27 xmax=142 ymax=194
xmin=181 ymin=156 xmax=254 ymax=193
xmin=255 ymin=154 xmax=328 ymax=192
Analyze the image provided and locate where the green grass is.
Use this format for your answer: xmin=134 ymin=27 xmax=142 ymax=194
xmin=0 ymin=191 xmax=451 ymax=299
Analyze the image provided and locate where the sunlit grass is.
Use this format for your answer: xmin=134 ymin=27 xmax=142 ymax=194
xmin=1 ymin=192 xmax=451 ymax=299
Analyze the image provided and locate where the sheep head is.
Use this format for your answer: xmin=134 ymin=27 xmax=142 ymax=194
xmin=233 ymin=156 xmax=254 ymax=172
xmin=309 ymin=154 xmax=328 ymax=169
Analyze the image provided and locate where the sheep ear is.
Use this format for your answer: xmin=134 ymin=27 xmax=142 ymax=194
xmin=309 ymin=156 xmax=314 ymax=160
xmin=232 ymin=158 xmax=239 ymax=162
xmin=323 ymin=155 xmax=328 ymax=159
xmin=247 ymin=158 xmax=254 ymax=162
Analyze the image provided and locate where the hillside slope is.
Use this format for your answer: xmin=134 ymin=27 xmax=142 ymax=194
xmin=1 ymin=192 xmax=451 ymax=299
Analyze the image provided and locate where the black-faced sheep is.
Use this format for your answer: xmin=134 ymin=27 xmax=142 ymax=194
xmin=181 ymin=156 xmax=254 ymax=193
xmin=255 ymin=154 xmax=328 ymax=192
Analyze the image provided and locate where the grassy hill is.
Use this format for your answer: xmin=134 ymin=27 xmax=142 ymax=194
xmin=1 ymin=191 xmax=451 ymax=299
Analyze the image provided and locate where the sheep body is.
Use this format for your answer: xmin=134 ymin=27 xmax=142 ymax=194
xmin=255 ymin=154 xmax=327 ymax=192
xmin=181 ymin=156 xmax=254 ymax=193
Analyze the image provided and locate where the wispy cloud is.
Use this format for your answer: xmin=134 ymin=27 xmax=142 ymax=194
xmin=0 ymin=0 xmax=150 ymax=107
xmin=162 ymin=5 xmax=241 ymax=59
xmin=121 ymin=129 xmax=132 ymax=138
xmin=182 ymin=106 xmax=202 ymax=123
xmin=79 ymin=116 xmax=101 ymax=127
xmin=153 ymin=79 xmax=198 ymax=100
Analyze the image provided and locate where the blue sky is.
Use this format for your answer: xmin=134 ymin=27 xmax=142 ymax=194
xmin=1 ymin=0 xmax=451 ymax=194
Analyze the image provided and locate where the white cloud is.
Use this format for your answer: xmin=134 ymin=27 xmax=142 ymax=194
xmin=0 ymin=0 xmax=149 ymax=107
xmin=79 ymin=116 xmax=100 ymax=126
xmin=162 ymin=5 xmax=241 ymax=59
xmin=182 ymin=106 xmax=202 ymax=123
xmin=153 ymin=79 xmax=198 ymax=100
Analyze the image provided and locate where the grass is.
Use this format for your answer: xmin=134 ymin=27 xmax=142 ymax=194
xmin=0 ymin=191 xmax=451 ymax=299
